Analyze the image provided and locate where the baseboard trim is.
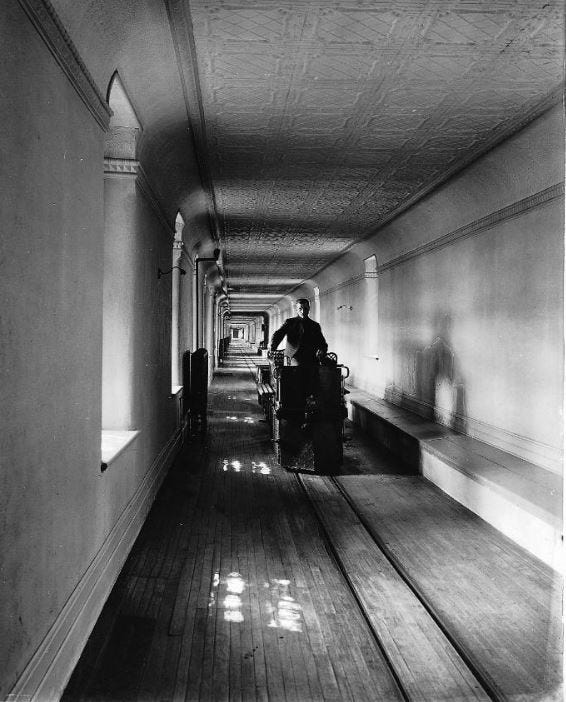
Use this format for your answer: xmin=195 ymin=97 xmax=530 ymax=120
xmin=7 ymin=428 xmax=183 ymax=702
xmin=422 ymin=450 xmax=563 ymax=571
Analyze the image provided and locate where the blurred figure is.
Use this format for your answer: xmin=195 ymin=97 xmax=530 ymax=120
xmin=269 ymin=298 xmax=327 ymax=367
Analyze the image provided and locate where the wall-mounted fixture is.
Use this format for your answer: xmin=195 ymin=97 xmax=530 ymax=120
xmin=158 ymin=265 xmax=186 ymax=279
xmin=337 ymin=304 xmax=352 ymax=311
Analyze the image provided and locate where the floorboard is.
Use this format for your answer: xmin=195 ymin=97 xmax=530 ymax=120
xmin=62 ymin=343 xmax=562 ymax=702
xmin=334 ymin=474 xmax=563 ymax=701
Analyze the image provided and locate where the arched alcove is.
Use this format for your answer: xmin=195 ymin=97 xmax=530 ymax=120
xmin=105 ymin=72 xmax=141 ymax=160
xmin=171 ymin=212 xmax=186 ymax=389
xmin=101 ymin=72 xmax=143 ymax=435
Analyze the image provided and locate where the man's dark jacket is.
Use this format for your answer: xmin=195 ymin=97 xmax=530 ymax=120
xmin=270 ymin=316 xmax=328 ymax=365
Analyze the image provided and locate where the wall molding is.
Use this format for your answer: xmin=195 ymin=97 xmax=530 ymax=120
xmin=384 ymin=385 xmax=562 ymax=475
xmin=377 ymin=183 xmax=564 ymax=274
xmin=17 ymin=0 xmax=111 ymax=130
xmin=307 ymin=88 xmax=563 ymax=288
xmin=7 ymin=429 xmax=183 ymax=702
xmin=421 ymin=451 xmax=562 ymax=571
xmin=318 ymin=184 xmax=562 ymax=298
xmin=103 ymin=157 xmax=140 ymax=178
xmin=164 ymin=0 xmax=221 ymax=248
xmin=319 ymin=271 xmax=377 ymax=298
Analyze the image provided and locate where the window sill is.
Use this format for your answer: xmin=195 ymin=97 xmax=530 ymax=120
xmin=101 ymin=430 xmax=140 ymax=472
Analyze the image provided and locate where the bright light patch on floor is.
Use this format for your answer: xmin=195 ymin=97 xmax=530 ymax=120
xmin=252 ymin=461 xmax=271 ymax=475
xmin=227 ymin=572 xmax=245 ymax=594
xmin=266 ymin=579 xmax=303 ymax=633
xmin=222 ymin=459 xmax=271 ymax=475
xmin=207 ymin=572 xmax=302 ymax=630
xmin=224 ymin=594 xmax=241 ymax=609
xmin=224 ymin=610 xmax=244 ymax=623
xmin=225 ymin=415 xmax=255 ymax=423
xmin=209 ymin=571 xmax=247 ymax=623
xmin=222 ymin=459 xmax=242 ymax=472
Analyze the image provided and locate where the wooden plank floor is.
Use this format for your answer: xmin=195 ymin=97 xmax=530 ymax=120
xmin=332 ymin=474 xmax=563 ymax=702
xmin=300 ymin=475 xmax=489 ymax=701
xmin=63 ymin=346 xmax=404 ymax=702
xmin=62 ymin=343 xmax=563 ymax=702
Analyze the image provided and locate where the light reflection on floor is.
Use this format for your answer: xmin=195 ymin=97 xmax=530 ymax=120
xmin=209 ymin=571 xmax=246 ymax=623
xmin=266 ymin=579 xmax=303 ymax=633
xmin=225 ymin=415 xmax=255 ymax=423
xmin=222 ymin=459 xmax=271 ymax=475
xmin=208 ymin=571 xmax=303 ymax=632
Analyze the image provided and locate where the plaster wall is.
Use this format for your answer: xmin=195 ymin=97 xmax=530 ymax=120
xmin=320 ymin=278 xmax=379 ymax=387
xmin=0 ymin=3 xmax=180 ymax=696
xmin=102 ymin=176 xmax=137 ymax=429
xmin=131 ymin=187 xmax=177 ymax=466
xmin=319 ymin=106 xmax=564 ymax=473
xmin=0 ymin=4 xmax=104 ymax=694
xmin=99 ymin=172 xmax=177 ymax=534
xmin=50 ymin=0 xmax=207 ymax=224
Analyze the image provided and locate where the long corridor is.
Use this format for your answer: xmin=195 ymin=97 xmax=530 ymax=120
xmin=63 ymin=343 xmax=562 ymax=702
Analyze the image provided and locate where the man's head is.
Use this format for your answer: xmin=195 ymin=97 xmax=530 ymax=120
xmin=295 ymin=298 xmax=310 ymax=318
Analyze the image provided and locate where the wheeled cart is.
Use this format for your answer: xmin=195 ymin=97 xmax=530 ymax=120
xmin=270 ymin=353 xmax=348 ymax=473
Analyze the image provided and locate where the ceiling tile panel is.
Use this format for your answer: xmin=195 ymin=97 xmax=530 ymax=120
xmin=201 ymin=7 xmax=291 ymax=42
xmin=176 ymin=0 xmax=563 ymax=308
xmin=305 ymin=53 xmax=378 ymax=81
xmin=314 ymin=8 xmax=400 ymax=44
xmin=292 ymin=87 xmax=363 ymax=110
xmin=426 ymin=12 xmax=509 ymax=44
xmin=211 ymin=51 xmax=283 ymax=79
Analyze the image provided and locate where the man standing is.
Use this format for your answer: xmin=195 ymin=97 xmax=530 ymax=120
xmin=269 ymin=298 xmax=327 ymax=366
xmin=269 ymin=299 xmax=330 ymax=470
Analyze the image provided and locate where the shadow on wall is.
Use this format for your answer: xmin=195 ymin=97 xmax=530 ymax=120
xmin=387 ymin=313 xmax=468 ymax=434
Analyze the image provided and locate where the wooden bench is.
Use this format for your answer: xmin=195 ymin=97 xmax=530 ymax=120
xmin=345 ymin=387 xmax=562 ymax=570
xmin=257 ymin=382 xmax=270 ymax=404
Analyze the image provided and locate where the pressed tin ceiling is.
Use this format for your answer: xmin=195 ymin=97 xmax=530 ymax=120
xmin=168 ymin=0 xmax=562 ymax=307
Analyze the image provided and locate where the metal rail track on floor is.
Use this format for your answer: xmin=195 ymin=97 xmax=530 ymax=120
xmin=223 ymin=351 xmax=556 ymax=702
xmin=294 ymin=472 xmax=504 ymax=702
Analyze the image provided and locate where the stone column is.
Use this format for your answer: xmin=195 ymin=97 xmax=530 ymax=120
xmin=171 ymin=236 xmax=183 ymax=388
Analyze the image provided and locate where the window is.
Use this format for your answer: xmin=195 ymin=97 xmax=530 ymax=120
xmin=100 ymin=73 xmax=142 ymax=469
xmin=363 ymin=255 xmax=379 ymax=361
xmin=171 ymin=213 xmax=184 ymax=393
xmin=313 ymin=286 xmax=320 ymax=321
